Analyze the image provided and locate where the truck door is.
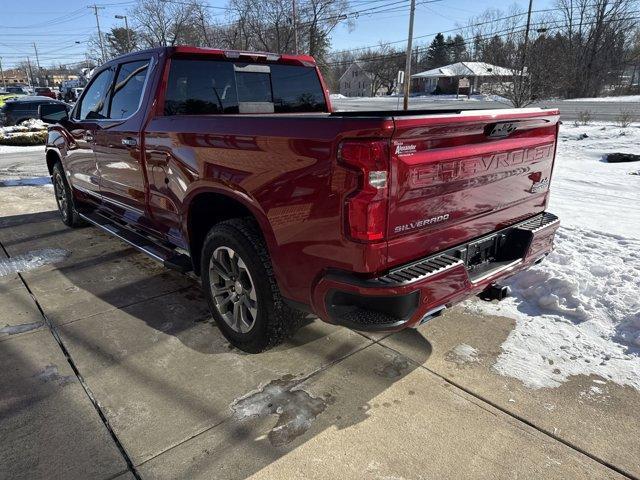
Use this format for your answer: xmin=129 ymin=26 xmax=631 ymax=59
xmin=94 ymin=57 xmax=153 ymax=228
xmin=65 ymin=67 xmax=114 ymax=199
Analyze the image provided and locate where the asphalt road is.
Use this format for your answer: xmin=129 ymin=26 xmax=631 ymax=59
xmin=0 ymin=148 xmax=48 ymax=180
xmin=331 ymin=97 xmax=640 ymax=121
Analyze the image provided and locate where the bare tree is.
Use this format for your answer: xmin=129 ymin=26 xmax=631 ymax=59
xmin=132 ymin=0 xmax=211 ymax=47
xmin=359 ymin=44 xmax=406 ymax=95
xmin=555 ymin=0 xmax=637 ymax=97
xmin=227 ymin=0 xmax=350 ymax=60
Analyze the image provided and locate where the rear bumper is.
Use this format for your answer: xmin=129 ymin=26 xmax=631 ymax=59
xmin=311 ymin=212 xmax=559 ymax=332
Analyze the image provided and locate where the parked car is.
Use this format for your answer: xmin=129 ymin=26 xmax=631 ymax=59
xmin=1 ymin=86 xmax=28 ymax=96
xmin=40 ymin=46 xmax=560 ymax=353
xmin=1 ymin=96 xmax=67 ymax=126
xmin=34 ymin=87 xmax=57 ymax=99
xmin=62 ymin=87 xmax=84 ymax=102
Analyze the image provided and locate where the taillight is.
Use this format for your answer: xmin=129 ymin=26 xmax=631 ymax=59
xmin=338 ymin=139 xmax=389 ymax=242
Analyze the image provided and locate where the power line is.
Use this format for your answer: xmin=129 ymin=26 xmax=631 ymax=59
xmin=326 ymin=2 xmax=610 ymax=57
xmin=322 ymin=12 xmax=640 ymax=68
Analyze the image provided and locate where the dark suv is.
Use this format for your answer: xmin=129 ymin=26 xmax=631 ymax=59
xmin=0 ymin=96 xmax=66 ymax=126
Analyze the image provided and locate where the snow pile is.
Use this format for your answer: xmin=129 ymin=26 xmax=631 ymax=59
xmin=0 ymin=118 xmax=47 ymax=135
xmin=465 ymin=121 xmax=640 ymax=390
xmin=329 ymin=93 xmax=347 ymax=99
xmin=0 ymin=118 xmax=47 ymax=147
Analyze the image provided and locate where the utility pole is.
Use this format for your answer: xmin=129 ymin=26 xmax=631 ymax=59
xmin=402 ymin=0 xmax=416 ymax=111
xmin=292 ymin=0 xmax=298 ymax=54
xmin=0 ymin=57 xmax=5 ymax=89
xmin=515 ymin=0 xmax=534 ymax=107
xmin=26 ymin=57 xmax=34 ymax=90
xmin=521 ymin=0 xmax=534 ymax=72
xmin=89 ymin=4 xmax=106 ymax=64
xmin=33 ymin=42 xmax=42 ymax=86
xmin=115 ymin=15 xmax=131 ymax=52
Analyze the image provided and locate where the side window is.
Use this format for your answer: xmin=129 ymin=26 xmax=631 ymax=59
xmin=165 ymin=59 xmax=238 ymax=115
xmin=109 ymin=60 xmax=150 ymax=119
xmin=77 ymin=69 xmax=113 ymax=120
xmin=270 ymin=64 xmax=327 ymax=113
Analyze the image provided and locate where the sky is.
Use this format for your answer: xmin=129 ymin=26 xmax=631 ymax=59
xmin=0 ymin=0 xmax=554 ymax=70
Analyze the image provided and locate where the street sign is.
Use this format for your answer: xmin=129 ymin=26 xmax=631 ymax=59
xmin=459 ymin=77 xmax=470 ymax=88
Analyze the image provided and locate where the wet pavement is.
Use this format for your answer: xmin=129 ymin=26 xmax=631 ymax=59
xmin=1 ymin=150 xmax=638 ymax=480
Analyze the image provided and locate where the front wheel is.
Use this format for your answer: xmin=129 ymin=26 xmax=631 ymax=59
xmin=52 ymin=162 xmax=84 ymax=227
xmin=201 ymin=218 xmax=302 ymax=353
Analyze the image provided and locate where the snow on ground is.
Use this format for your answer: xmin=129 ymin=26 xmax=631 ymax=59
xmin=0 ymin=145 xmax=44 ymax=154
xmin=447 ymin=344 xmax=479 ymax=365
xmin=549 ymin=123 xmax=640 ymax=238
xmin=465 ymin=122 xmax=640 ymax=390
xmin=564 ymin=95 xmax=640 ymax=103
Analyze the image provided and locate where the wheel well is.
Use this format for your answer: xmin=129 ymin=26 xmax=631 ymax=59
xmin=46 ymin=150 xmax=60 ymax=175
xmin=187 ymin=192 xmax=256 ymax=275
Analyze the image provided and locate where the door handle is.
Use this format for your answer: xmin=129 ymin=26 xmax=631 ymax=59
xmin=85 ymin=133 xmax=94 ymax=142
xmin=122 ymin=137 xmax=138 ymax=147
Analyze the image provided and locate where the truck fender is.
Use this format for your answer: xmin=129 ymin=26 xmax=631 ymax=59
xmin=181 ymin=182 xmax=279 ymax=260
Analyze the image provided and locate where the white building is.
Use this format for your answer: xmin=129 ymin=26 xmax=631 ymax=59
xmin=338 ymin=62 xmax=377 ymax=97
xmin=412 ymin=61 xmax=514 ymax=95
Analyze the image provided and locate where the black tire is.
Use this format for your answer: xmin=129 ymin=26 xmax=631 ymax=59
xmin=201 ymin=217 xmax=303 ymax=353
xmin=52 ymin=162 xmax=85 ymax=227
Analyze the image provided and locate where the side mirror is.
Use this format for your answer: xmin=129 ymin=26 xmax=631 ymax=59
xmin=39 ymin=103 xmax=69 ymax=124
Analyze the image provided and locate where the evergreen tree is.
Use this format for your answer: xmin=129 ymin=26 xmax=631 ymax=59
xmin=449 ymin=34 xmax=467 ymax=62
xmin=426 ymin=33 xmax=449 ymax=68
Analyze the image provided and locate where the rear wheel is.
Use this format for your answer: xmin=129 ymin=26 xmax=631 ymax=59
xmin=201 ymin=218 xmax=303 ymax=353
xmin=52 ymin=162 xmax=84 ymax=228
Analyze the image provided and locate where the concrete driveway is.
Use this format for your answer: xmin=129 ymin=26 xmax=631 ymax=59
xmin=1 ymin=153 xmax=638 ymax=480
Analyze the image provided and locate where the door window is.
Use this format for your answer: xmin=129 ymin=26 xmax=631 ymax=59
xmin=109 ymin=60 xmax=150 ymax=119
xmin=77 ymin=69 xmax=113 ymax=120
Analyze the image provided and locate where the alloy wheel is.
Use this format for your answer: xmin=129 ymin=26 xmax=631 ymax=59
xmin=53 ymin=171 xmax=68 ymax=222
xmin=208 ymin=246 xmax=258 ymax=333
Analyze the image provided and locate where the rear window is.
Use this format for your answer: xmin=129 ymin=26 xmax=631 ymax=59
xmin=164 ymin=59 xmax=327 ymax=115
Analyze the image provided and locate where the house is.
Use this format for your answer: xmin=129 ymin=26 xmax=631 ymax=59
xmin=338 ymin=62 xmax=385 ymax=97
xmin=2 ymin=68 xmax=29 ymax=85
xmin=411 ymin=61 xmax=513 ymax=95
xmin=47 ymin=70 xmax=80 ymax=86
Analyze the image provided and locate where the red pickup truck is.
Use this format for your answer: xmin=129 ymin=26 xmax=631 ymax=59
xmin=40 ymin=46 xmax=560 ymax=352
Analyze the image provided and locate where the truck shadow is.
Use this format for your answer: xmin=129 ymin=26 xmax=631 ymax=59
xmin=0 ymin=210 xmax=433 ymax=477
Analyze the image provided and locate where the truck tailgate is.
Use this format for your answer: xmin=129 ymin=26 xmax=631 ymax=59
xmin=387 ymin=108 xmax=560 ymax=268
